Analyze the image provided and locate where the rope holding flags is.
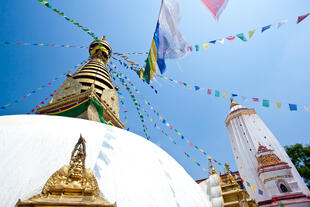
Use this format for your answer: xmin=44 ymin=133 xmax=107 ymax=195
xmin=0 ymin=41 xmax=88 ymax=49
xmin=110 ymin=67 xmax=150 ymax=139
xmin=155 ymin=74 xmax=310 ymax=112
xmin=0 ymin=59 xmax=88 ymax=110
xmin=37 ymin=0 xmax=99 ymax=40
xmin=109 ymin=60 xmax=159 ymax=94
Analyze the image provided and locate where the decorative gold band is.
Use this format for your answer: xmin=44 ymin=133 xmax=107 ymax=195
xmin=225 ymin=110 xmax=256 ymax=126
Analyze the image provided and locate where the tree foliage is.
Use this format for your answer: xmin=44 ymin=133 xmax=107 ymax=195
xmin=285 ymin=143 xmax=310 ymax=189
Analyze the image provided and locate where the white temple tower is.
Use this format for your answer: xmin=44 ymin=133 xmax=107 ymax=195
xmin=225 ymin=99 xmax=310 ymax=206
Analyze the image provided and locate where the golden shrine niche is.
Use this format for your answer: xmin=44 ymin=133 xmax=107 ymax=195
xmin=15 ymin=134 xmax=116 ymax=207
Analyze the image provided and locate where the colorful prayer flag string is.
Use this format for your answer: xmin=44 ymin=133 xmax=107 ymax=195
xmin=37 ymin=0 xmax=99 ymax=40
xmin=0 ymin=41 xmax=88 ymax=49
xmin=109 ymin=60 xmax=159 ymax=94
xmin=155 ymin=74 xmax=310 ymax=112
xmin=0 ymin=59 xmax=88 ymax=110
xmin=110 ymin=67 xmax=150 ymax=139
xmin=110 ymin=70 xmax=212 ymax=159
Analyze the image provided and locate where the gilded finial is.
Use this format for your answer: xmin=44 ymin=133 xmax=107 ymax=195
xmin=230 ymin=98 xmax=240 ymax=109
xmin=224 ymin=163 xmax=236 ymax=184
xmin=101 ymin=35 xmax=106 ymax=40
xmin=208 ymin=157 xmax=217 ymax=175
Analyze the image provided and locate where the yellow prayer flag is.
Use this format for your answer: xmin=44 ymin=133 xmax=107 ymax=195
xmin=248 ymin=29 xmax=256 ymax=39
xmin=275 ymin=102 xmax=282 ymax=109
xmin=251 ymin=186 xmax=256 ymax=191
xmin=5 ymin=104 xmax=10 ymax=107
xmin=191 ymin=158 xmax=196 ymax=162
xmin=41 ymin=1 xmax=48 ymax=4
xmin=188 ymin=84 xmax=191 ymax=89
xmin=145 ymin=100 xmax=148 ymax=104
xmin=222 ymin=92 xmax=227 ymax=98
xmin=159 ymin=116 xmax=163 ymax=120
xmin=164 ymin=77 xmax=168 ymax=80
xmin=200 ymin=149 xmax=204 ymax=152
xmin=202 ymin=43 xmax=210 ymax=50
xmin=169 ymin=137 xmax=173 ymax=141
xmin=37 ymin=88 xmax=41 ymax=90
xmin=150 ymin=118 xmax=153 ymax=122
xmin=175 ymin=49 xmax=180 ymax=53
xmin=70 ymin=19 xmax=75 ymax=22
xmin=177 ymin=132 xmax=181 ymax=135
xmin=39 ymin=44 xmax=44 ymax=46
xmin=65 ymin=45 xmax=70 ymax=47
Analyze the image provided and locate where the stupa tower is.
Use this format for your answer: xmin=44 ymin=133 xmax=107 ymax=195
xmin=37 ymin=36 xmax=124 ymax=128
xmin=225 ymin=98 xmax=310 ymax=206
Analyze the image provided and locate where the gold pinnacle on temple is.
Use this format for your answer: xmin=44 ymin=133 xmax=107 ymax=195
xmin=208 ymin=157 xmax=217 ymax=175
xmin=230 ymin=98 xmax=240 ymax=109
xmin=224 ymin=163 xmax=236 ymax=184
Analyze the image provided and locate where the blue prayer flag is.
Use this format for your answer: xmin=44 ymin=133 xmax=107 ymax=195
xmin=232 ymin=94 xmax=238 ymax=97
xmin=258 ymin=189 xmax=263 ymax=195
xmin=289 ymin=104 xmax=297 ymax=111
xmin=262 ymin=25 xmax=271 ymax=32
xmin=209 ymin=40 xmax=216 ymax=44
xmin=194 ymin=86 xmax=200 ymax=91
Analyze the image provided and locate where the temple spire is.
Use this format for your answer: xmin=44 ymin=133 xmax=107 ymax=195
xmin=230 ymin=98 xmax=240 ymax=109
xmin=224 ymin=163 xmax=236 ymax=184
xmin=208 ymin=157 xmax=217 ymax=175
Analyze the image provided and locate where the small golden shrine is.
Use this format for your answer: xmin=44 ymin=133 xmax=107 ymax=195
xmin=219 ymin=163 xmax=257 ymax=207
xmin=15 ymin=134 xmax=116 ymax=207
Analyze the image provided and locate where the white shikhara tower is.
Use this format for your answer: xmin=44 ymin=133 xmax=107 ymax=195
xmin=225 ymin=99 xmax=310 ymax=206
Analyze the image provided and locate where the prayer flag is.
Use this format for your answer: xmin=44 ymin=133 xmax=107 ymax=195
xmin=246 ymin=181 xmax=251 ymax=187
xmin=222 ymin=92 xmax=227 ymax=98
xmin=261 ymin=25 xmax=271 ymax=32
xmin=252 ymin=98 xmax=259 ymax=102
xmin=195 ymin=45 xmax=199 ymax=51
xmin=226 ymin=36 xmax=235 ymax=42
xmin=202 ymin=43 xmax=210 ymax=50
xmin=278 ymin=20 xmax=288 ymax=29
xmin=200 ymin=0 xmax=230 ymax=20
xmin=207 ymin=89 xmax=212 ymax=95
xmin=258 ymin=189 xmax=263 ymax=195
xmin=275 ymin=102 xmax=282 ymax=109
xmin=271 ymin=198 xmax=277 ymax=202
xmin=251 ymin=185 xmax=256 ymax=191
xmin=304 ymin=106 xmax=310 ymax=112
xmin=236 ymin=33 xmax=247 ymax=42
xmin=232 ymin=94 xmax=238 ymax=97
xmin=143 ymin=0 xmax=188 ymax=82
xmin=215 ymin=90 xmax=220 ymax=97
xmin=248 ymin=29 xmax=256 ymax=39
xmin=209 ymin=40 xmax=216 ymax=44
xmin=297 ymin=13 xmax=310 ymax=24
xmin=218 ymin=38 xmax=225 ymax=44
xmin=195 ymin=86 xmax=200 ymax=91
xmin=289 ymin=104 xmax=297 ymax=111
xmin=280 ymin=202 xmax=285 ymax=207
xmin=262 ymin=99 xmax=270 ymax=107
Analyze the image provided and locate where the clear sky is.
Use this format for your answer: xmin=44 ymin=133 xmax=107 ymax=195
xmin=0 ymin=0 xmax=309 ymax=180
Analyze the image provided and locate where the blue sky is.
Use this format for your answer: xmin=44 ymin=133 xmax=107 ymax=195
xmin=0 ymin=0 xmax=309 ymax=180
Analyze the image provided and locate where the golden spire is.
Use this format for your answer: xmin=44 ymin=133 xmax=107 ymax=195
xmin=224 ymin=163 xmax=236 ymax=184
xmin=230 ymin=98 xmax=240 ymax=109
xmin=208 ymin=157 xmax=217 ymax=175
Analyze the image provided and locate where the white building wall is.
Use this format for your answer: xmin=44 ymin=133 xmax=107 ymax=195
xmin=226 ymin=105 xmax=310 ymax=203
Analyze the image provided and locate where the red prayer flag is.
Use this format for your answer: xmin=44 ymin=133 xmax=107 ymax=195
xmin=31 ymin=109 xmax=35 ymax=112
xmin=240 ymin=178 xmax=244 ymax=183
xmin=48 ymin=82 xmax=51 ymax=85
xmin=213 ymin=159 xmax=218 ymax=162
xmin=297 ymin=13 xmax=310 ymax=24
xmin=271 ymin=198 xmax=277 ymax=202
xmin=226 ymin=36 xmax=235 ymax=42
xmin=188 ymin=46 xmax=193 ymax=51
xmin=201 ymin=0 xmax=230 ymax=20
xmin=190 ymin=142 xmax=194 ymax=147
xmin=207 ymin=89 xmax=212 ymax=95
xmin=41 ymin=101 xmax=44 ymax=104
xmin=50 ymin=94 xmax=54 ymax=97
xmin=252 ymin=98 xmax=259 ymax=102
xmin=45 ymin=98 xmax=48 ymax=100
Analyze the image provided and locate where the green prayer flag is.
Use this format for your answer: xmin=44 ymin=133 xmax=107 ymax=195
xmin=195 ymin=45 xmax=199 ymax=51
xmin=218 ymin=163 xmax=222 ymax=165
xmin=237 ymin=33 xmax=247 ymax=42
xmin=215 ymin=90 xmax=220 ymax=97
xmin=246 ymin=181 xmax=251 ymax=187
xmin=280 ymin=202 xmax=285 ymax=207
xmin=263 ymin=99 xmax=270 ymax=107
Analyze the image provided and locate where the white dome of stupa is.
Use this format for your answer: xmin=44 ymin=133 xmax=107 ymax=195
xmin=0 ymin=115 xmax=210 ymax=207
